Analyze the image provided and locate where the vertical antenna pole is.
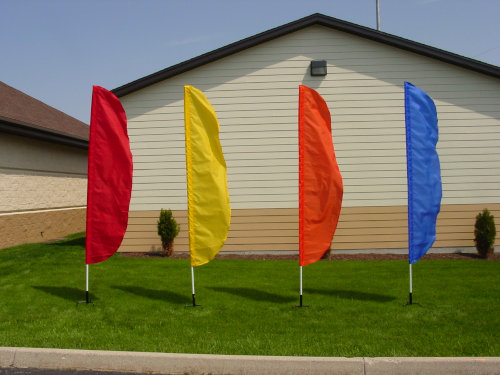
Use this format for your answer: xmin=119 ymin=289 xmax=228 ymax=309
xmin=376 ymin=0 xmax=381 ymax=31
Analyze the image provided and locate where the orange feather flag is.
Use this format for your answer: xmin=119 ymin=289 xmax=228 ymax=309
xmin=298 ymin=85 xmax=343 ymax=266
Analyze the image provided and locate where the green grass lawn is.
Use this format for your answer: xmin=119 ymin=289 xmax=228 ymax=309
xmin=0 ymin=233 xmax=498 ymax=357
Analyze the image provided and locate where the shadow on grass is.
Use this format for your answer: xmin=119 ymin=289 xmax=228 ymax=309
xmin=307 ymin=288 xmax=396 ymax=302
xmin=208 ymin=286 xmax=295 ymax=303
xmin=48 ymin=236 xmax=86 ymax=248
xmin=113 ymin=285 xmax=187 ymax=304
xmin=33 ymin=286 xmax=88 ymax=302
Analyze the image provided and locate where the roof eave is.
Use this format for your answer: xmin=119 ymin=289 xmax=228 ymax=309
xmin=0 ymin=120 xmax=89 ymax=149
xmin=112 ymin=13 xmax=500 ymax=97
xmin=334 ymin=20 xmax=500 ymax=78
xmin=112 ymin=15 xmax=317 ymax=97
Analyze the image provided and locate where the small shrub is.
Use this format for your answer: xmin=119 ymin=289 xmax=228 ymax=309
xmin=474 ymin=209 xmax=496 ymax=258
xmin=157 ymin=209 xmax=180 ymax=257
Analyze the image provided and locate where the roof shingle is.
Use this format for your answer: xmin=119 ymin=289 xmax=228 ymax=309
xmin=0 ymin=81 xmax=89 ymax=144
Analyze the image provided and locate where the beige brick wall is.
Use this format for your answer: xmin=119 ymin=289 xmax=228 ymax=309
xmin=0 ymin=170 xmax=87 ymax=212
xmin=0 ymin=208 xmax=86 ymax=249
xmin=0 ymin=130 xmax=88 ymax=249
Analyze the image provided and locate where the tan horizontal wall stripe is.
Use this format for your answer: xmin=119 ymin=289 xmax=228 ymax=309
xmin=119 ymin=203 xmax=500 ymax=253
xmin=0 ymin=208 xmax=86 ymax=249
xmin=119 ymin=243 xmax=299 ymax=252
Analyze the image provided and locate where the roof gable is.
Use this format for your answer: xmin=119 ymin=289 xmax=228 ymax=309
xmin=113 ymin=13 xmax=500 ymax=97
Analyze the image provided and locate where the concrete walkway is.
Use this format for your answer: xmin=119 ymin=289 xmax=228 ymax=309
xmin=1 ymin=347 xmax=499 ymax=375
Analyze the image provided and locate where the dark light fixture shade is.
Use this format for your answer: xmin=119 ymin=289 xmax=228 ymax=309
xmin=310 ymin=60 xmax=327 ymax=76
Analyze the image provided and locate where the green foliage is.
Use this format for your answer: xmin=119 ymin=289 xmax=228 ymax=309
xmin=157 ymin=209 xmax=180 ymax=256
xmin=474 ymin=209 xmax=496 ymax=258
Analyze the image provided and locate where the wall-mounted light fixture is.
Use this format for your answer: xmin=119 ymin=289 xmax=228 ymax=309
xmin=310 ymin=60 xmax=327 ymax=76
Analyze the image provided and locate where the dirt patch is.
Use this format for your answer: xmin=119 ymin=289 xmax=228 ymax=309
xmin=120 ymin=251 xmax=499 ymax=261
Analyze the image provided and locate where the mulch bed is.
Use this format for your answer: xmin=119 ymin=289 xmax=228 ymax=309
xmin=120 ymin=252 xmax=499 ymax=261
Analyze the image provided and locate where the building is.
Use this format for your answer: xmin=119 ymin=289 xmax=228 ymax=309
xmin=113 ymin=13 xmax=500 ymax=254
xmin=0 ymin=81 xmax=89 ymax=249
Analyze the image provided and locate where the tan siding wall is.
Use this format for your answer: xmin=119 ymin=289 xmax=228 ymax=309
xmin=120 ymin=25 xmax=500 ymax=252
xmin=0 ymin=208 xmax=86 ymax=249
xmin=119 ymin=204 xmax=500 ymax=253
xmin=0 ymin=133 xmax=87 ymax=174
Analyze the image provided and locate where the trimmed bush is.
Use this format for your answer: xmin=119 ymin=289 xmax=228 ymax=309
xmin=474 ymin=209 xmax=496 ymax=258
xmin=157 ymin=209 xmax=180 ymax=257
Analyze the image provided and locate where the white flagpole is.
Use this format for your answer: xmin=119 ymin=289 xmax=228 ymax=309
xmin=86 ymin=264 xmax=89 ymax=303
xmin=186 ymin=265 xmax=200 ymax=307
xmin=295 ymin=265 xmax=308 ymax=308
xmin=299 ymin=265 xmax=303 ymax=307
xmin=78 ymin=264 xmax=91 ymax=305
xmin=409 ymin=263 xmax=413 ymax=305
xmin=191 ymin=266 xmax=196 ymax=305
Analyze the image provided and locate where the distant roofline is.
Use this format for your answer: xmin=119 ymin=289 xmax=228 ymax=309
xmin=113 ymin=13 xmax=500 ymax=97
xmin=0 ymin=81 xmax=89 ymax=148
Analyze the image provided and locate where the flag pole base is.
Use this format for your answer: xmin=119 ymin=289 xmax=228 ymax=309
xmin=77 ymin=291 xmax=93 ymax=306
xmin=404 ymin=293 xmax=420 ymax=306
xmin=293 ymin=295 xmax=309 ymax=308
xmin=185 ymin=294 xmax=202 ymax=308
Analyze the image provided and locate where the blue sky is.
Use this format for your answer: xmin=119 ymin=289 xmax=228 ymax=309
xmin=1 ymin=0 xmax=499 ymax=123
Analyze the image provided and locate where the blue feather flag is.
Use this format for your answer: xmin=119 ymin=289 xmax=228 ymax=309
xmin=405 ymin=82 xmax=442 ymax=264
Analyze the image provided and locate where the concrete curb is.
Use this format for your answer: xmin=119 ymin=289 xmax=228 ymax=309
xmin=1 ymin=347 xmax=499 ymax=375
xmin=364 ymin=357 xmax=500 ymax=375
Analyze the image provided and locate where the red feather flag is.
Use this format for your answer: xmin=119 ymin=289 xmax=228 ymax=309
xmin=86 ymin=86 xmax=133 ymax=265
xmin=298 ymin=85 xmax=343 ymax=266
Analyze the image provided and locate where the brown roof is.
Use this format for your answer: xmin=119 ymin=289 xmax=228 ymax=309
xmin=0 ymin=81 xmax=89 ymax=147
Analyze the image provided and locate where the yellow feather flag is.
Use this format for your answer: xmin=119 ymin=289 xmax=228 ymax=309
xmin=184 ymin=85 xmax=231 ymax=267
